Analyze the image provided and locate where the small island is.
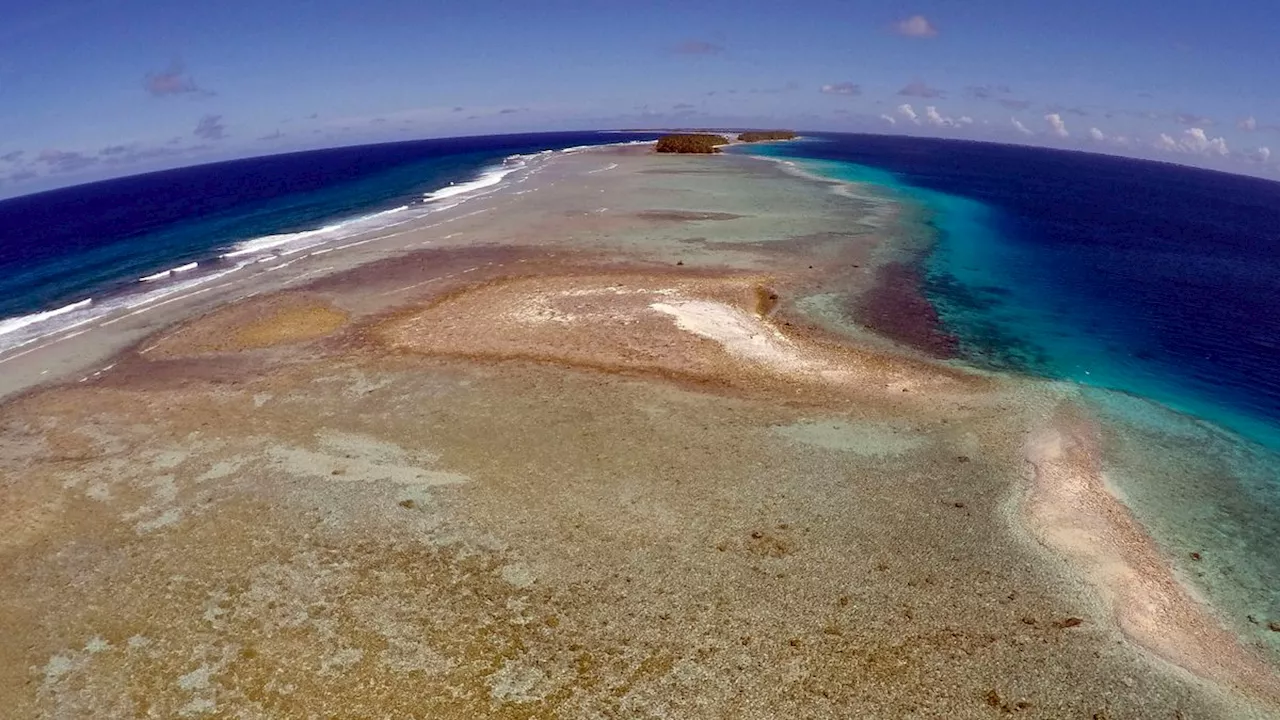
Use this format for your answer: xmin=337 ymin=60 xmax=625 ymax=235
xmin=654 ymin=130 xmax=798 ymax=153
xmin=655 ymin=133 xmax=730 ymax=154
xmin=737 ymin=130 xmax=798 ymax=142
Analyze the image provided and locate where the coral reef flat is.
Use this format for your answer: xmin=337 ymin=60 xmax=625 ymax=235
xmin=1 ymin=145 xmax=1276 ymax=718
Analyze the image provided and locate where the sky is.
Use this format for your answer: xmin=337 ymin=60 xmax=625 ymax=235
xmin=2 ymin=0 xmax=1279 ymax=197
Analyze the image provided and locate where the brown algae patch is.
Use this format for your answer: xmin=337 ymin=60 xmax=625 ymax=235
xmin=232 ymin=302 xmax=347 ymax=349
xmin=146 ymin=293 xmax=348 ymax=357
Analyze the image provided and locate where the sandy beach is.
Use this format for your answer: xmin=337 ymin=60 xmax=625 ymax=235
xmin=1 ymin=143 xmax=1277 ymax=718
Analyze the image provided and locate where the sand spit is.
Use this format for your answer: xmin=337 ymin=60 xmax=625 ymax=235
xmin=1024 ymin=405 xmax=1280 ymax=707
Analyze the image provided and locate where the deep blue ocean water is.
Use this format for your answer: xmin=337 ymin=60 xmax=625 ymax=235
xmin=742 ymin=135 xmax=1280 ymax=450
xmin=0 ymin=131 xmax=660 ymax=350
xmin=7 ymin=129 xmax=1280 ymax=455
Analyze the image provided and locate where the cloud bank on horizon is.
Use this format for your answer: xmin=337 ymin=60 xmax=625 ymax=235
xmin=1 ymin=0 xmax=1278 ymax=196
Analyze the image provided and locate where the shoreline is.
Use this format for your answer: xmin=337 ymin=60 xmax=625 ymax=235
xmin=757 ymin=139 xmax=1280 ymax=703
xmin=758 ymin=142 xmax=1280 ymax=702
xmin=732 ymin=149 xmax=960 ymax=361
xmin=1022 ymin=398 xmax=1280 ymax=709
xmin=0 ymin=142 xmax=657 ymax=402
xmin=0 ymin=138 xmax=660 ymax=383
xmin=0 ymin=140 xmax=1274 ymax=717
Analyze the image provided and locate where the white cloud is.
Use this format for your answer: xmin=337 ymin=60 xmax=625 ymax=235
xmin=1045 ymin=113 xmax=1069 ymax=138
xmin=1238 ymin=116 xmax=1258 ymax=131
xmin=893 ymin=15 xmax=938 ymax=38
xmin=1011 ymin=117 xmax=1032 ymax=135
xmin=888 ymin=105 xmax=969 ymax=130
xmin=924 ymin=105 xmax=953 ymax=127
xmin=1088 ymin=127 xmax=1105 ymax=141
xmin=1154 ymin=127 xmax=1229 ymax=156
xmin=1183 ymin=127 xmax=1229 ymax=155
xmin=1250 ymin=146 xmax=1272 ymax=163
xmin=879 ymin=114 xmax=896 ymax=125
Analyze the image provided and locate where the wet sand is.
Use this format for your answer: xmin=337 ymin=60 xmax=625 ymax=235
xmin=0 ymin=145 xmax=1277 ymax=718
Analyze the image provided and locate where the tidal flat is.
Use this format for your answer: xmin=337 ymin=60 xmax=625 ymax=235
xmin=1 ymin=145 xmax=1276 ymax=718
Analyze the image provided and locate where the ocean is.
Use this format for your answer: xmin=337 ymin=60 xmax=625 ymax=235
xmin=739 ymin=135 xmax=1280 ymax=451
xmin=6 ymin=130 xmax=1278 ymax=469
xmin=0 ymin=131 xmax=661 ymax=356
xmin=740 ymin=135 xmax=1280 ymax=645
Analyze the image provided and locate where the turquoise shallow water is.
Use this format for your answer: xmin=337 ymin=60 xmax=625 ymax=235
xmin=744 ymin=138 xmax=1280 ymax=453
xmin=741 ymin=136 xmax=1280 ymax=651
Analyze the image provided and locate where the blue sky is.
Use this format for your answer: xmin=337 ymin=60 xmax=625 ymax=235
xmin=2 ymin=0 xmax=1279 ymax=197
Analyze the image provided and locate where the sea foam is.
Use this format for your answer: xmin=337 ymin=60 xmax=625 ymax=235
xmin=423 ymin=155 xmax=532 ymax=203
xmin=139 ymin=261 xmax=198 ymax=282
xmin=0 ymin=298 xmax=94 ymax=338
xmin=221 ymin=205 xmax=409 ymax=259
xmin=0 ymin=137 xmax=628 ymax=359
xmin=0 ymin=259 xmax=263 ymax=357
xmin=218 ymin=154 xmax=538 ymax=263
xmin=0 ymin=158 xmax=531 ymax=356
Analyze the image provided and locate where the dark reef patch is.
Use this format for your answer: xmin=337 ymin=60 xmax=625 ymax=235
xmin=856 ymin=261 xmax=959 ymax=359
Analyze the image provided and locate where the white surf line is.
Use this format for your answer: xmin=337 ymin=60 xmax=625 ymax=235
xmin=0 ymin=310 xmax=109 ymax=359
xmin=99 ymin=280 xmax=239 ymax=328
xmin=1 ymin=178 xmax=517 ymax=368
xmin=0 ymin=328 xmax=93 ymax=366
